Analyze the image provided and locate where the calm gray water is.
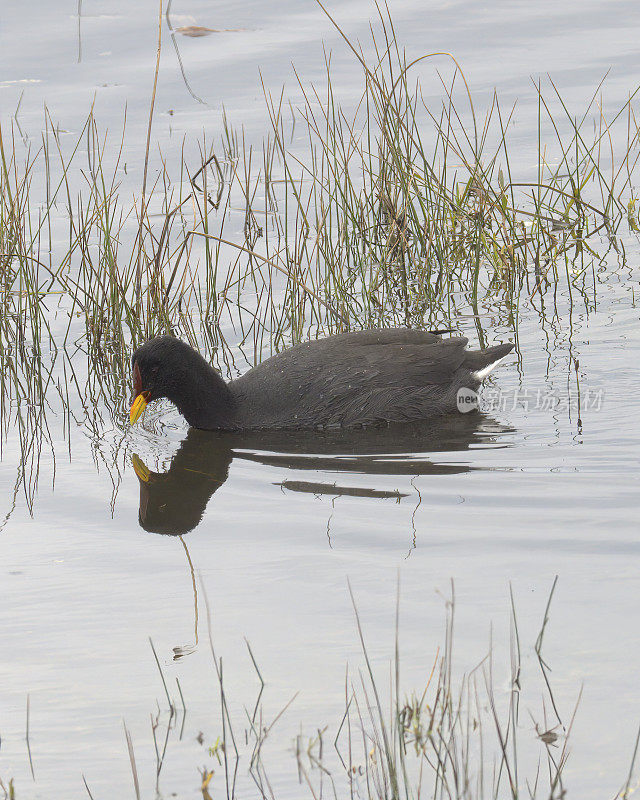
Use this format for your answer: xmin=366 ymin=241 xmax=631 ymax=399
xmin=1 ymin=1 xmax=640 ymax=798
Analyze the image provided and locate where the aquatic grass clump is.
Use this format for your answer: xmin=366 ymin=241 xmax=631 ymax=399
xmin=252 ymin=3 xmax=640 ymax=342
xmin=73 ymin=583 xmax=639 ymax=800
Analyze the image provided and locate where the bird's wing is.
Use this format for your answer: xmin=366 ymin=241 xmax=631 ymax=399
xmin=280 ymin=335 xmax=469 ymax=426
xmin=230 ymin=331 xmax=470 ymax=427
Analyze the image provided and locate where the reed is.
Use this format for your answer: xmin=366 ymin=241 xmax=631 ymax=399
xmin=99 ymin=582 xmax=640 ymax=800
xmin=1 ymin=16 xmax=637 ymax=362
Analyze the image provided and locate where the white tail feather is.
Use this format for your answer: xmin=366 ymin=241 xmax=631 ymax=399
xmin=473 ymin=353 xmax=510 ymax=381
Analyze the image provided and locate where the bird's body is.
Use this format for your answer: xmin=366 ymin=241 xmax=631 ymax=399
xmin=130 ymin=329 xmax=513 ymax=431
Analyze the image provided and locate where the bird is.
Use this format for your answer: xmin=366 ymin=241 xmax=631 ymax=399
xmin=129 ymin=329 xmax=513 ymax=431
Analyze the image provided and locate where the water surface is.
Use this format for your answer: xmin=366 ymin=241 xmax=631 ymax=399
xmin=1 ymin=1 xmax=639 ymax=797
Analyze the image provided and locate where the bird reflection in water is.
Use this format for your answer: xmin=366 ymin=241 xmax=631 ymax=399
xmin=131 ymin=413 xmax=513 ymax=537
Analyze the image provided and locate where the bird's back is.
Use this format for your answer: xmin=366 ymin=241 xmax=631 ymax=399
xmin=229 ymin=329 xmax=511 ymax=429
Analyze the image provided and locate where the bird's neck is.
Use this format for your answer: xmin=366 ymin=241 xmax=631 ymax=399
xmin=172 ymin=365 xmax=237 ymax=430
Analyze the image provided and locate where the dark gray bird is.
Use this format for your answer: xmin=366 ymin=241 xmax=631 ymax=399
xmin=129 ymin=329 xmax=513 ymax=430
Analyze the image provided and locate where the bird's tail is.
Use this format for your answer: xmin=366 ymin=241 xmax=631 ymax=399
xmin=464 ymin=343 xmax=514 ymax=380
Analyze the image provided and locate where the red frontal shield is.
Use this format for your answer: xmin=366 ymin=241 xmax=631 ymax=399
xmin=132 ymin=361 xmax=143 ymax=402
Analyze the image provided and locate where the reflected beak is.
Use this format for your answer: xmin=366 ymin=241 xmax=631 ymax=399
xmin=131 ymin=453 xmax=151 ymax=482
xmin=129 ymin=391 xmax=151 ymax=424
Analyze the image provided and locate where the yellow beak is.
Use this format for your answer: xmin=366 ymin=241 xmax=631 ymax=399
xmin=129 ymin=391 xmax=150 ymax=424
